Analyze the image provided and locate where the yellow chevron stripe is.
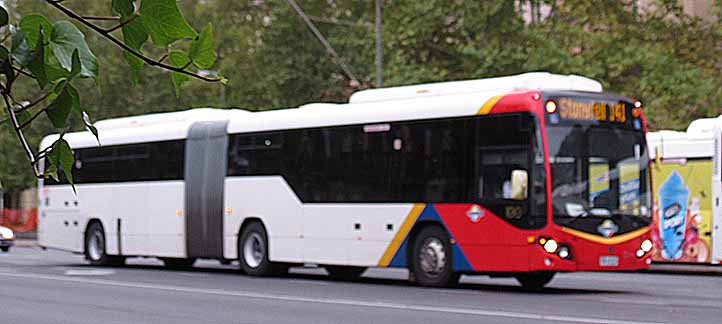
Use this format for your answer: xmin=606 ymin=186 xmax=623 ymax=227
xmin=377 ymin=204 xmax=425 ymax=267
xmin=476 ymin=95 xmax=504 ymax=115
xmin=561 ymin=226 xmax=649 ymax=245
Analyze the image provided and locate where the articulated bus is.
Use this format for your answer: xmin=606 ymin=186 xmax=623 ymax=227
xmin=38 ymin=73 xmax=653 ymax=290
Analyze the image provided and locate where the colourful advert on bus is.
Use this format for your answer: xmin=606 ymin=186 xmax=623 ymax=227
xmin=652 ymin=161 xmax=712 ymax=263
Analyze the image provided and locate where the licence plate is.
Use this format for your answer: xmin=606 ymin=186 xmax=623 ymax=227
xmin=599 ymin=255 xmax=619 ymax=267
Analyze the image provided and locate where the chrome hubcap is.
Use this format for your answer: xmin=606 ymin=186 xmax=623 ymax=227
xmin=243 ymin=232 xmax=265 ymax=268
xmin=419 ymin=237 xmax=447 ymax=277
xmin=88 ymin=230 xmax=104 ymax=261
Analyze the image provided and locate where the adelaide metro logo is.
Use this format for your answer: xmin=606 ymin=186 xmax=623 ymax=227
xmin=467 ymin=205 xmax=485 ymax=223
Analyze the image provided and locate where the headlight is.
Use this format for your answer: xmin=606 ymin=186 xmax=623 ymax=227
xmin=0 ymin=227 xmax=13 ymax=240
xmin=543 ymin=239 xmax=558 ymax=253
xmin=640 ymin=239 xmax=653 ymax=253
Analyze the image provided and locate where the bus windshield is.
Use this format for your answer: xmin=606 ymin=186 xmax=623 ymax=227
xmin=547 ymin=124 xmax=651 ymax=234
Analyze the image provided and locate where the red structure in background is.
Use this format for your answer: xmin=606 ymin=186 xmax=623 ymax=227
xmin=0 ymin=209 xmax=38 ymax=232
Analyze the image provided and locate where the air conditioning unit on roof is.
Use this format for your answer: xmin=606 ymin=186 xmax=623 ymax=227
xmin=349 ymin=72 xmax=603 ymax=104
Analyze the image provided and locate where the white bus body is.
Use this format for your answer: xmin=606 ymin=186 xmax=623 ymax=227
xmin=38 ymin=72 xmax=605 ymax=269
xmin=647 ymin=117 xmax=722 ymax=264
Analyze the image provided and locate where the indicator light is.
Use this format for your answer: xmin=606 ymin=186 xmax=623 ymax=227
xmin=545 ymin=100 xmax=558 ymax=114
xmin=632 ymin=108 xmax=642 ymax=118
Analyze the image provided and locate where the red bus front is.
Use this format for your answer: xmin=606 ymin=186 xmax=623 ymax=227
xmin=438 ymin=90 xmax=652 ymax=279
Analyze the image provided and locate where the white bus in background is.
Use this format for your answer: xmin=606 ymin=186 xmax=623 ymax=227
xmin=39 ymin=72 xmax=655 ymax=290
xmin=647 ymin=117 xmax=722 ymax=264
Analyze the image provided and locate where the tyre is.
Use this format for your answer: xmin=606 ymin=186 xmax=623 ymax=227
xmin=239 ymin=222 xmax=283 ymax=276
xmin=515 ymin=271 xmax=556 ymax=291
xmin=84 ymin=222 xmax=124 ymax=266
xmin=326 ymin=266 xmax=366 ymax=281
xmin=0 ymin=246 xmax=9 ymax=252
xmin=162 ymin=258 xmax=196 ymax=269
xmin=410 ymin=225 xmax=460 ymax=287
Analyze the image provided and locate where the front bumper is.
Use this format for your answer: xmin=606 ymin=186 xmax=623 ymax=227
xmin=528 ymin=226 xmax=652 ymax=272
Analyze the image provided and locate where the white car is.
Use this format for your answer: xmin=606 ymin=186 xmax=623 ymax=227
xmin=0 ymin=225 xmax=14 ymax=252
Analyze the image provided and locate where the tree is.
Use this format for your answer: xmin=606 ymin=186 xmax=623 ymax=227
xmin=0 ymin=0 xmax=222 ymax=188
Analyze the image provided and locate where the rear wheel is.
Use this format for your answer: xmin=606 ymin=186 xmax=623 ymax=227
xmin=515 ymin=271 xmax=556 ymax=291
xmin=326 ymin=266 xmax=366 ymax=281
xmin=411 ymin=225 xmax=460 ymax=287
xmin=239 ymin=222 xmax=286 ymax=276
xmin=85 ymin=222 xmax=124 ymax=266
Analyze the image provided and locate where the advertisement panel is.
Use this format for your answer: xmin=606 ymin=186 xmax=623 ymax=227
xmin=651 ymin=159 xmax=713 ymax=263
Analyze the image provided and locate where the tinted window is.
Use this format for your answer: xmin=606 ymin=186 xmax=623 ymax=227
xmin=44 ymin=140 xmax=185 ymax=185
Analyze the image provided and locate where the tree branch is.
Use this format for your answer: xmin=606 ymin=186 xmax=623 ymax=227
xmin=105 ymin=14 xmax=138 ymax=33
xmin=14 ymin=92 xmax=52 ymax=114
xmin=45 ymin=0 xmax=224 ymax=83
xmin=18 ymin=105 xmax=48 ymax=130
xmin=82 ymin=15 xmax=119 ymax=21
xmin=1 ymin=89 xmax=41 ymax=177
xmin=11 ymin=66 xmax=33 ymax=79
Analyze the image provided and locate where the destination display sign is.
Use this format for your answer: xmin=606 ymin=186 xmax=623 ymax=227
xmin=557 ymin=98 xmax=627 ymax=123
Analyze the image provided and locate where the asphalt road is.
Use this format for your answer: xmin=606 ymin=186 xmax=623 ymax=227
xmin=1 ymin=246 xmax=721 ymax=324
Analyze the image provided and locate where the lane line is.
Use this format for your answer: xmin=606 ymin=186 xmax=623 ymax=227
xmin=0 ymin=271 xmax=668 ymax=324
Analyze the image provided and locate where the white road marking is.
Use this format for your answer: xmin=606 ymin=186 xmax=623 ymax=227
xmin=0 ymin=271 xmax=668 ymax=324
xmin=64 ymin=269 xmax=116 ymax=276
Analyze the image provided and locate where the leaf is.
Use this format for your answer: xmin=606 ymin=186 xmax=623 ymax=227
xmin=112 ymin=0 xmax=135 ymax=17
xmin=27 ymin=28 xmax=48 ymax=89
xmin=189 ymin=23 xmax=215 ymax=69
xmin=10 ymin=26 xmax=30 ymax=66
xmin=82 ymin=111 xmax=100 ymax=143
xmin=19 ymin=15 xmax=52 ymax=50
xmin=0 ymin=6 xmax=8 ymax=27
xmin=45 ymin=84 xmax=73 ymax=128
xmin=124 ymin=51 xmax=144 ymax=85
xmin=70 ymin=49 xmax=81 ymax=79
xmin=48 ymin=139 xmax=75 ymax=189
xmin=139 ymin=0 xmax=197 ymax=48
xmin=168 ymin=50 xmax=190 ymax=97
xmin=121 ymin=17 xmax=148 ymax=84
xmin=50 ymin=21 xmax=99 ymax=79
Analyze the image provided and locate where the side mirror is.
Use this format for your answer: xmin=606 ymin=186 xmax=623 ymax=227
xmin=510 ymin=169 xmax=528 ymax=200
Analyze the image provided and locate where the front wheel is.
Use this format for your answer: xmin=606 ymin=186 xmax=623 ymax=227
xmin=0 ymin=246 xmax=9 ymax=252
xmin=85 ymin=222 xmax=124 ymax=266
xmin=515 ymin=271 xmax=556 ymax=291
xmin=410 ymin=225 xmax=460 ymax=287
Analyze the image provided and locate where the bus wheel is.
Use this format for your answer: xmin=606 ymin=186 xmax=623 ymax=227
xmin=411 ymin=225 xmax=460 ymax=287
xmin=515 ymin=271 xmax=555 ymax=291
xmin=162 ymin=258 xmax=196 ymax=269
xmin=326 ymin=266 xmax=366 ymax=281
xmin=85 ymin=222 xmax=124 ymax=266
xmin=0 ymin=246 xmax=9 ymax=252
xmin=239 ymin=222 xmax=275 ymax=276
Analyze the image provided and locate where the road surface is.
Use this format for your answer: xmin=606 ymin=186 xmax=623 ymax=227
xmin=1 ymin=246 xmax=720 ymax=324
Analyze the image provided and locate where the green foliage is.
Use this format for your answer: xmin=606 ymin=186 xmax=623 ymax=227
xmin=50 ymin=21 xmax=99 ymax=78
xmin=139 ymin=0 xmax=197 ymax=47
xmin=189 ymin=23 xmax=215 ymax=69
xmin=3 ymin=0 xmax=722 ymax=192
xmin=0 ymin=0 xmax=222 ymax=191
